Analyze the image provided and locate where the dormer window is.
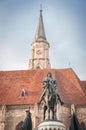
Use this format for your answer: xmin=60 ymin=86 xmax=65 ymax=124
xmin=21 ymin=89 xmax=25 ymax=97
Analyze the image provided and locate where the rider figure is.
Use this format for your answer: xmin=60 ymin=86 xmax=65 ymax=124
xmin=40 ymin=72 xmax=64 ymax=105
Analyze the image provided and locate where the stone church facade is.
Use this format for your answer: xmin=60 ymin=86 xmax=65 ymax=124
xmin=0 ymin=6 xmax=86 ymax=130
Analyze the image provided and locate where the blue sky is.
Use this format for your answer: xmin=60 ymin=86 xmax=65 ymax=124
xmin=0 ymin=0 xmax=86 ymax=80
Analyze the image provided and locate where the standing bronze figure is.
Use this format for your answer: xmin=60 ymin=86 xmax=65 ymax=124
xmin=38 ymin=72 xmax=64 ymax=120
xmin=21 ymin=107 xmax=32 ymax=130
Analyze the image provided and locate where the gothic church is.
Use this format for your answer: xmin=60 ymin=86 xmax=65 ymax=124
xmin=0 ymin=6 xmax=86 ymax=130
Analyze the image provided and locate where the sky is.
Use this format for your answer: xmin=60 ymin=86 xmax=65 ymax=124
xmin=0 ymin=0 xmax=86 ymax=80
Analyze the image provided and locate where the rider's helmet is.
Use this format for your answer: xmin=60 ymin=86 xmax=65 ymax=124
xmin=47 ymin=72 xmax=52 ymax=78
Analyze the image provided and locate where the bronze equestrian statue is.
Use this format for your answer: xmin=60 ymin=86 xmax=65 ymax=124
xmin=38 ymin=72 xmax=64 ymax=120
xmin=21 ymin=107 xmax=32 ymax=130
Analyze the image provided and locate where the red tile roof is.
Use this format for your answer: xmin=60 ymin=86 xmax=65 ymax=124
xmin=81 ymin=81 xmax=86 ymax=94
xmin=0 ymin=68 xmax=86 ymax=105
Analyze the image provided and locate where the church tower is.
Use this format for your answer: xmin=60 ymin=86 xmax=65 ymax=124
xmin=29 ymin=6 xmax=51 ymax=69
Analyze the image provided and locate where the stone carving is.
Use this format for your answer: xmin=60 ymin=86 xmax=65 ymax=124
xmin=21 ymin=107 xmax=32 ymax=130
xmin=38 ymin=72 xmax=64 ymax=120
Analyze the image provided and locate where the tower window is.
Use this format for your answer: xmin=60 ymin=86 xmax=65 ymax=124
xmin=36 ymin=66 xmax=41 ymax=69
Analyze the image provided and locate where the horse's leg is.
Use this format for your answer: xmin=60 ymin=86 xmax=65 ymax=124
xmin=52 ymin=108 xmax=54 ymax=120
xmin=54 ymin=110 xmax=57 ymax=120
xmin=54 ymin=104 xmax=57 ymax=120
xmin=51 ymin=109 xmax=57 ymax=120
xmin=43 ymin=105 xmax=47 ymax=120
xmin=48 ymin=108 xmax=50 ymax=120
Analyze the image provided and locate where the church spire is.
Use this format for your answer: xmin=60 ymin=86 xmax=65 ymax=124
xmin=29 ymin=4 xmax=51 ymax=69
xmin=35 ymin=4 xmax=46 ymax=41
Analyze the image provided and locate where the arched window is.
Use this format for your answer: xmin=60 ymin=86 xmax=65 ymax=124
xmin=15 ymin=121 xmax=23 ymax=130
xmin=36 ymin=66 xmax=41 ymax=69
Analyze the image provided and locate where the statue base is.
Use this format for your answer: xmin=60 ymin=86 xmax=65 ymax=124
xmin=38 ymin=120 xmax=66 ymax=130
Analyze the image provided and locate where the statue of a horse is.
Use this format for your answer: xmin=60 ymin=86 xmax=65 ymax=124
xmin=40 ymin=80 xmax=57 ymax=120
xmin=46 ymin=81 xmax=57 ymax=120
xmin=39 ymin=72 xmax=64 ymax=120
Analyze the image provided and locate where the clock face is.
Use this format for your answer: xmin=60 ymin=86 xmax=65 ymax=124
xmin=36 ymin=50 xmax=42 ymax=55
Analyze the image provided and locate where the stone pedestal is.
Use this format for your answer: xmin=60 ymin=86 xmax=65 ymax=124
xmin=38 ymin=120 xmax=66 ymax=130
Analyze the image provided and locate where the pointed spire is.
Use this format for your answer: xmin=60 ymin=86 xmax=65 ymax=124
xmin=35 ymin=4 xmax=47 ymax=41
